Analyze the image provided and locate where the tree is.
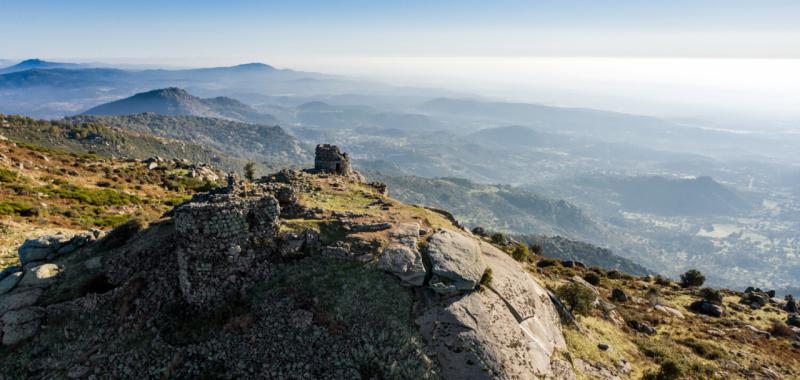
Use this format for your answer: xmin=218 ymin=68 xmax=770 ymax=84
xmin=680 ymin=269 xmax=705 ymax=288
xmin=243 ymin=162 xmax=256 ymax=182
xmin=555 ymin=283 xmax=596 ymax=316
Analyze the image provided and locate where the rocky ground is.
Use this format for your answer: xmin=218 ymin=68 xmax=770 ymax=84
xmin=0 ymin=165 xmax=569 ymax=379
xmin=1 ymin=140 xmax=799 ymax=379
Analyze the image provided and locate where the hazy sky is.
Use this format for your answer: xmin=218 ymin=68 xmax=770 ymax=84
xmin=2 ymin=1 xmax=799 ymax=128
xmin=3 ymin=0 xmax=800 ymax=62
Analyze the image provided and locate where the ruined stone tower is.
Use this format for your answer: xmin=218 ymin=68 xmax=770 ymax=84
xmin=314 ymin=144 xmax=352 ymax=176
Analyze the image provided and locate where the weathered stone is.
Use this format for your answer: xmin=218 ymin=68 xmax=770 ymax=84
xmin=690 ymin=300 xmax=724 ymax=317
xmin=1 ymin=306 xmax=44 ymax=325
xmin=598 ymin=343 xmax=610 ymax=351
xmin=0 ymin=266 xmax=21 ymax=282
xmin=17 ymin=263 xmax=61 ymax=288
xmin=745 ymin=324 xmax=771 ymax=338
xmin=611 ymin=288 xmax=628 ymax=302
xmin=654 ymin=304 xmax=684 ymax=319
xmin=2 ymin=319 xmax=39 ymax=346
xmin=313 ymin=144 xmax=352 ymax=176
xmin=571 ymin=275 xmax=599 ymax=295
xmin=785 ymin=300 xmax=798 ymax=313
xmin=0 ymin=271 xmax=23 ymax=295
xmin=426 ymin=229 xmax=486 ymax=294
xmin=0 ymin=288 xmax=42 ymax=315
xmin=788 ymin=314 xmax=800 ymax=327
xmin=627 ymin=320 xmax=656 ymax=335
xmin=378 ymin=244 xmax=426 ymax=286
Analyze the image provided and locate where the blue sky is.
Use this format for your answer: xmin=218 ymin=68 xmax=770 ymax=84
xmin=2 ymin=0 xmax=799 ymax=64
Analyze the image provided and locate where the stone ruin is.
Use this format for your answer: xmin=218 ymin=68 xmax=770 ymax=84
xmin=313 ymin=144 xmax=352 ymax=176
xmin=172 ymin=185 xmax=281 ymax=307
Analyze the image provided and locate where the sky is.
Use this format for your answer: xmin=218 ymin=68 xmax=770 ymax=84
xmin=2 ymin=1 xmax=799 ymax=128
xmin=3 ymin=0 xmax=800 ymax=62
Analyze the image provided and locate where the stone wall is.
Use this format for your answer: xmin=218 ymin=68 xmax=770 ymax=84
xmin=173 ymin=191 xmax=280 ymax=307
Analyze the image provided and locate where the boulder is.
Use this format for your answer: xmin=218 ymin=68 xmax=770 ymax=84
xmin=785 ymin=300 xmax=798 ymax=313
xmin=18 ymin=233 xmax=90 ymax=264
xmin=611 ymin=288 xmax=628 ymax=302
xmin=627 ymin=320 xmax=656 ymax=335
xmin=0 ymin=288 xmax=42 ymax=315
xmin=17 ymin=263 xmax=61 ymax=288
xmin=426 ymin=229 xmax=486 ymax=294
xmin=788 ymin=314 xmax=800 ymax=328
xmin=378 ymin=244 xmax=426 ymax=286
xmin=0 ymin=266 xmax=21 ymax=282
xmin=571 ymin=275 xmax=599 ymax=295
xmin=654 ymin=305 xmax=684 ymax=320
xmin=0 ymin=271 xmax=23 ymax=295
xmin=2 ymin=318 xmax=40 ymax=346
xmin=741 ymin=292 xmax=768 ymax=309
xmin=690 ymin=300 xmax=724 ymax=317
xmin=745 ymin=324 xmax=771 ymax=338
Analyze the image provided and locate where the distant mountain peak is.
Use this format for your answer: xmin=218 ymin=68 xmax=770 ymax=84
xmin=233 ymin=62 xmax=275 ymax=70
xmin=82 ymin=87 xmax=277 ymax=125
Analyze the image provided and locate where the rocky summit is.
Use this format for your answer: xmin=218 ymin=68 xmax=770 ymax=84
xmin=0 ymin=146 xmax=569 ymax=379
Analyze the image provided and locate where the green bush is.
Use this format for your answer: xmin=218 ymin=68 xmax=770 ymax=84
xmin=490 ymin=232 xmax=506 ymax=245
xmin=510 ymin=243 xmax=531 ymax=262
xmin=680 ymin=269 xmax=705 ymax=288
xmin=699 ymin=287 xmax=723 ymax=305
xmin=555 ymin=282 xmax=596 ymax=316
xmin=655 ymin=275 xmax=672 ymax=286
xmin=0 ymin=168 xmax=18 ymax=183
xmin=678 ymin=338 xmax=727 ymax=360
xmin=642 ymin=360 xmax=683 ymax=380
xmin=583 ymin=272 xmax=602 ymax=286
xmin=536 ymin=258 xmax=560 ymax=268
xmin=0 ymin=200 xmax=37 ymax=216
xmin=606 ymin=270 xmax=622 ymax=279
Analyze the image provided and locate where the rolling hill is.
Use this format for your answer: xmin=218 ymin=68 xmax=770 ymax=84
xmin=82 ymin=87 xmax=277 ymax=124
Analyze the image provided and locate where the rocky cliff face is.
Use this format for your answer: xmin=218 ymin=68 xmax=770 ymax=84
xmin=0 ymin=166 xmax=572 ymax=379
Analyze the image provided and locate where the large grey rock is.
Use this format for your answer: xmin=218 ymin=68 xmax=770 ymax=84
xmin=17 ymin=263 xmax=61 ymax=288
xmin=0 ymin=288 xmax=42 ymax=315
xmin=0 ymin=271 xmax=22 ymax=295
xmin=378 ymin=244 xmax=426 ymax=286
xmin=18 ymin=233 xmax=76 ymax=264
xmin=1 ymin=306 xmax=44 ymax=325
xmin=417 ymin=241 xmax=570 ymax=379
xmin=426 ymin=229 xmax=486 ymax=293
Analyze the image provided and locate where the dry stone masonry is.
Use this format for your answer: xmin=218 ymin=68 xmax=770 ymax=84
xmin=313 ymin=144 xmax=353 ymax=176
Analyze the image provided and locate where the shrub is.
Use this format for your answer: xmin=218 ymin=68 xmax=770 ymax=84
xmin=643 ymin=359 xmax=683 ymax=380
xmin=529 ymin=244 xmax=543 ymax=256
xmin=678 ymin=338 xmax=727 ymax=360
xmin=555 ymin=283 xmax=595 ymax=316
xmin=655 ymin=275 xmax=672 ymax=286
xmin=769 ymin=321 xmax=795 ymax=338
xmin=0 ymin=168 xmax=18 ymax=183
xmin=244 ymin=162 xmax=256 ymax=181
xmin=536 ymin=258 xmax=560 ymax=268
xmin=699 ymin=288 xmax=723 ymax=305
xmin=606 ymin=270 xmax=622 ymax=279
xmin=510 ymin=243 xmax=531 ymax=263
xmin=583 ymin=272 xmax=601 ymax=286
xmin=479 ymin=268 xmax=493 ymax=290
xmin=490 ymin=232 xmax=506 ymax=245
xmin=0 ymin=200 xmax=37 ymax=217
xmin=680 ymin=269 xmax=705 ymax=288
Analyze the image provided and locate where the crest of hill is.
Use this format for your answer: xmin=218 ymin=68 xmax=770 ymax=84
xmin=0 ymin=58 xmax=82 ymax=74
xmin=578 ymin=175 xmax=752 ymax=216
xmin=82 ymin=87 xmax=278 ymax=125
xmin=0 ymin=114 xmax=246 ymax=173
xmin=67 ymin=113 xmax=312 ymax=168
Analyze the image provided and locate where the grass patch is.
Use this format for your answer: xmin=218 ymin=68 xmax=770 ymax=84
xmin=0 ymin=168 xmax=17 ymax=183
xmin=0 ymin=200 xmax=37 ymax=216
